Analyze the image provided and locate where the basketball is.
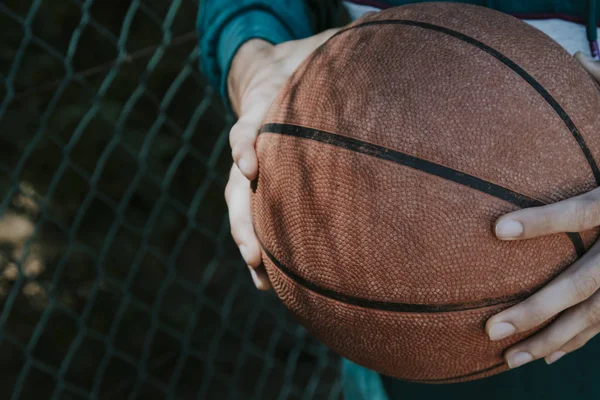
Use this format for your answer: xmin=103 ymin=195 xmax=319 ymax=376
xmin=252 ymin=3 xmax=600 ymax=383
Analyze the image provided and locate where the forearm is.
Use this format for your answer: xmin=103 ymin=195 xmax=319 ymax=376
xmin=197 ymin=0 xmax=316 ymax=112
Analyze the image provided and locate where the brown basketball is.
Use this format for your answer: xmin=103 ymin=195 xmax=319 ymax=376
xmin=252 ymin=3 xmax=600 ymax=383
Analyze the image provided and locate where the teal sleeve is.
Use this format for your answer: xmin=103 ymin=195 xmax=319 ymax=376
xmin=197 ymin=1 xmax=315 ymax=112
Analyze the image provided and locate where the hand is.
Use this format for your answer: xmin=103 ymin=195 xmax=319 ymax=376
xmin=225 ymin=29 xmax=339 ymax=290
xmin=486 ymin=52 xmax=600 ymax=368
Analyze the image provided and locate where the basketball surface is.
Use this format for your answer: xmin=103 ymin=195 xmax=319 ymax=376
xmin=252 ymin=3 xmax=600 ymax=382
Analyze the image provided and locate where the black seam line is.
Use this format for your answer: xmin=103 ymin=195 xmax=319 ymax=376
xmin=259 ymin=237 xmax=524 ymax=313
xmin=401 ymin=362 xmax=506 ymax=383
xmin=333 ymin=19 xmax=600 ymax=185
xmin=567 ymin=232 xmax=586 ymax=257
xmin=260 ymin=122 xmax=586 ymax=257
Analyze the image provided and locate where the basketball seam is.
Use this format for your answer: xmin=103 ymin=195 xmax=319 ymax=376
xmin=259 ymin=123 xmax=586 ymax=256
xmin=259 ymin=235 xmax=524 ymax=312
xmin=261 ymin=125 xmax=546 ymax=204
xmin=333 ymin=19 xmax=600 ymax=185
xmin=266 ymin=252 xmax=509 ymax=380
xmin=257 ymin=19 xmax=591 ymax=314
xmin=399 ymin=362 xmax=506 ymax=383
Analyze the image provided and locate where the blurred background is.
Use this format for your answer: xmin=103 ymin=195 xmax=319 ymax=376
xmin=0 ymin=0 xmax=342 ymax=398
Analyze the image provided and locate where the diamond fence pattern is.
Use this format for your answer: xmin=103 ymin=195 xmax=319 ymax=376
xmin=0 ymin=0 xmax=342 ymax=398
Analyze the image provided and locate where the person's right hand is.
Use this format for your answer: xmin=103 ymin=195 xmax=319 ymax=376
xmin=225 ymin=30 xmax=339 ymax=290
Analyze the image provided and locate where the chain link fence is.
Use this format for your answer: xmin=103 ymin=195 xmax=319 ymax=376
xmin=0 ymin=0 xmax=342 ymax=398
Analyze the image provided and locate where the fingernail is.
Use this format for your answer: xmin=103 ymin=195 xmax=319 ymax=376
xmin=508 ymin=352 xmax=533 ymax=369
xmin=239 ymin=244 xmax=249 ymax=262
xmin=495 ymin=219 xmax=524 ymax=239
xmin=545 ymin=351 xmax=566 ymax=365
xmin=238 ymin=158 xmax=248 ymax=175
xmin=489 ymin=322 xmax=516 ymax=341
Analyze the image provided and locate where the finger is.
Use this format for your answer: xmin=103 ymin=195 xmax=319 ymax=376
xmin=225 ymin=164 xmax=262 ymax=268
xmin=313 ymin=28 xmax=340 ymax=45
xmin=229 ymin=118 xmax=260 ymax=180
xmin=545 ymin=323 xmax=600 ymax=364
xmin=276 ymin=29 xmax=342 ymax=76
xmin=575 ymin=51 xmax=600 ymax=82
xmin=230 ymin=84 xmax=279 ymax=180
xmin=487 ymin=241 xmax=600 ymax=340
xmin=280 ymin=28 xmax=341 ymax=65
xmin=494 ymin=187 xmax=600 ymax=240
xmin=502 ymin=289 xmax=600 ymax=369
xmin=250 ymin=265 xmax=272 ymax=291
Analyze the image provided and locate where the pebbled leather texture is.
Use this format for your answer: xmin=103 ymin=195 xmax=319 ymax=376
xmin=253 ymin=3 xmax=600 ymax=382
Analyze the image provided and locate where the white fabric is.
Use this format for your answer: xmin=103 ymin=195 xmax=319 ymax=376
xmin=525 ymin=19 xmax=592 ymax=55
xmin=343 ymin=1 xmax=596 ymax=55
xmin=343 ymin=2 xmax=381 ymax=20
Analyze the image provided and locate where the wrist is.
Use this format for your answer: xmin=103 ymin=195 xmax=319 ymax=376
xmin=227 ymin=39 xmax=273 ymax=115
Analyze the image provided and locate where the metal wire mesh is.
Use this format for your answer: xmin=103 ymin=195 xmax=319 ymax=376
xmin=0 ymin=0 xmax=342 ymax=398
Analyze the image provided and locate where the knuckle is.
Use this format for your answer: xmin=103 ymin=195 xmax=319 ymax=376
xmin=229 ymin=224 xmax=242 ymax=245
xmin=230 ymin=132 xmax=254 ymax=163
xmin=229 ymin=124 xmax=242 ymax=144
xmin=229 ymin=124 xmax=252 ymax=146
xmin=522 ymin=301 xmax=548 ymax=327
xmin=569 ymin=201 xmax=587 ymax=227
xmin=530 ymin=337 xmax=561 ymax=358
xmin=224 ymin=183 xmax=232 ymax=202
xmin=569 ymin=335 xmax=590 ymax=351
xmin=224 ymin=174 xmax=237 ymax=202
xmin=539 ymin=210 xmax=557 ymax=232
xmin=570 ymin=272 xmax=600 ymax=303
xmin=529 ymin=309 xmax=547 ymax=327
xmin=231 ymin=146 xmax=243 ymax=163
xmin=587 ymin=299 xmax=600 ymax=324
xmin=572 ymin=197 xmax=600 ymax=228
xmin=247 ymin=251 xmax=262 ymax=267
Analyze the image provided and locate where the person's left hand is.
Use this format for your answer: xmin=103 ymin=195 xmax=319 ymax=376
xmin=485 ymin=51 xmax=600 ymax=369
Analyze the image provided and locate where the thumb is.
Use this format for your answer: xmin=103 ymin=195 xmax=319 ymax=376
xmin=281 ymin=28 xmax=341 ymax=66
xmin=575 ymin=51 xmax=600 ymax=82
xmin=229 ymin=98 xmax=273 ymax=180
